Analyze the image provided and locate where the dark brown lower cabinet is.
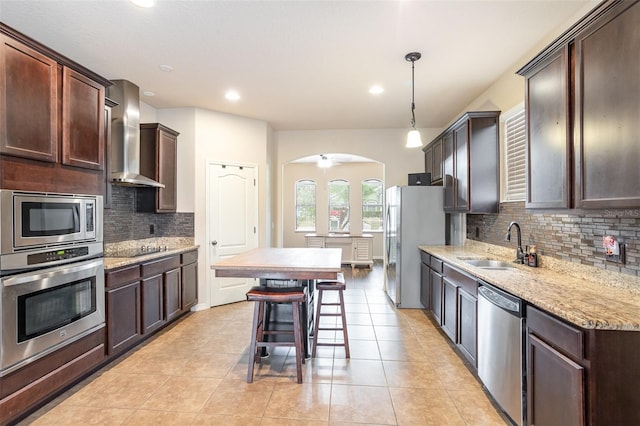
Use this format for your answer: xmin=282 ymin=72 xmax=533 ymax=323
xmin=164 ymin=268 xmax=182 ymax=322
xmin=106 ymin=250 xmax=198 ymax=356
xmin=420 ymin=261 xmax=431 ymax=310
xmin=419 ymin=250 xmax=640 ymax=426
xmin=441 ymin=278 xmax=458 ymax=341
xmin=181 ymin=250 xmax=198 ymax=311
xmin=105 ymin=264 xmax=142 ymax=356
xmin=429 ymin=269 xmax=443 ymax=325
xmin=0 ymin=330 xmax=104 ymax=425
xmin=457 ymin=288 xmax=477 ymax=366
xmin=141 ymin=274 xmax=165 ymax=334
xmin=106 ymin=281 xmax=141 ymax=356
xmin=527 ymin=304 xmax=640 ymax=425
xmin=527 ymin=333 xmax=584 ymax=426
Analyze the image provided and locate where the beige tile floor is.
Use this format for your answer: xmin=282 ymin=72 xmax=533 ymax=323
xmin=21 ymin=262 xmax=508 ymax=425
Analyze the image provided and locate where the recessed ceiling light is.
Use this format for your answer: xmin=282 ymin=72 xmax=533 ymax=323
xmin=143 ymin=90 xmax=155 ymax=97
xmin=130 ymin=0 xmax=155 ymax=7
xmin=225 ymin=90 xmax=241 ymax=102
xmin=159 ymin=64 xmax=173 ymax=72
xmin=369 ymin=85 xmax=384 ymax=95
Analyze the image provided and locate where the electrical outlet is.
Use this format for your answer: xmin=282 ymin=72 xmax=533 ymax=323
xmin=602 ymin=235 xmax=625 ymax=264
xmin=149 ymin=224 xmax=155 ymax=234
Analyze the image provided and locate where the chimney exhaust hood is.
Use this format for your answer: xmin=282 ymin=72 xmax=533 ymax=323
xmin=106 ymin=79 xmax=164 ymax=188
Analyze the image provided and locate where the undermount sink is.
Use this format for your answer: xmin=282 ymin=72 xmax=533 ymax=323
xmin=463 ymin=259 xmax=517 ymax=270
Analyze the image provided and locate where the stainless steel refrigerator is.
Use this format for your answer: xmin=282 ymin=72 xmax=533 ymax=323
xmin=384 ymin=185 xmax=445 ymax=308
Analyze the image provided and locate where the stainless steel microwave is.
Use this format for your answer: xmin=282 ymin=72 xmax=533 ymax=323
xmin=0 ymin=190 xmax=103 ymax=254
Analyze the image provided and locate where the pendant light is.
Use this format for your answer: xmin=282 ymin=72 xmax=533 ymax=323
xmin=405 ymin=52 xmax=423 ymax=148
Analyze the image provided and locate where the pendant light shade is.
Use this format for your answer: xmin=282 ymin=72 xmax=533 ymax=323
xmin=406 ymin=129 xmax=423 ymax=148
xmin=317 ymin=154 xmax=332 ymax=168
xmin=405 ymin=52 xmax=422 ymax=148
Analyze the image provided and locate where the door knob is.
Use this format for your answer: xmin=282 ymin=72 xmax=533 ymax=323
xmin=212 ymin=240 xmax=218 ymax=246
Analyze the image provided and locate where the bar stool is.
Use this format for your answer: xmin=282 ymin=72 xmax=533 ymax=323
xmin=312 ymin=272 xmax=350 ymax=358
xmin=246 ymin=286 xmax=306 ymax=384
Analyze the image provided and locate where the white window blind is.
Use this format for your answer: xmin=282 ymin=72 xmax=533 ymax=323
xmin=504 ymin=108 xmax=526 ymax=201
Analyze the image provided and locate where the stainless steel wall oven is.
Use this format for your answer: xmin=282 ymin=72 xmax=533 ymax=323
xmin=0 ymin=190 xmax=104 ymax=377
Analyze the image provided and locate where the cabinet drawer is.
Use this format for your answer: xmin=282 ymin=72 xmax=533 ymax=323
xmin=430 ymin=256 xmax=443 ymax=273
xmin=527 ymin=305 xmax=584 ymax=360
xmin=181 ymin=250 xmax=198 ymax=265
xmin=141 ymin=255 xmax=181 ymax=277
xmin=105 ymin=264 xmax=141 ymax=289
xmin=420 ymin=251 xmax=431 ymax=265
xmin=443 ymin=264 xmax=477 ymax=296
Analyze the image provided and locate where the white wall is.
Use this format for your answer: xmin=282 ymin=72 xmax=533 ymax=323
xmin=274 ymin=128 xmax=441 ymax=247
xmin=148 ymin=106 xmax=270 ymax=309
xmin=282 ymin=162 xmax=384 ymax=257
xmin=451 ymin=0 xmax=600 ymax=127
xmin=140 ymin=101 xmax=157 ymax=123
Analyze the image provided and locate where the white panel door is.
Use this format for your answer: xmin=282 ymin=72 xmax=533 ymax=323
xmin=208 ymin=162 xmax=258 ymax=306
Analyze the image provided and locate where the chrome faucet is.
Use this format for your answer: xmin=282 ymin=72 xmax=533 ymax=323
xmin=506 ymin=222 xmax=526 ymax=264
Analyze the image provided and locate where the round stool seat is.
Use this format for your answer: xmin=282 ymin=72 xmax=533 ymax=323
xmin=246 ymin=286 xmax=306 ymax=303
xmin=316 ymin=272 xmax=346 ymax=290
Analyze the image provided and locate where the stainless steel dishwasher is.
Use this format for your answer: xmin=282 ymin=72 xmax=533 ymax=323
xmin=477 ymin=281 xmax=526 ymax=426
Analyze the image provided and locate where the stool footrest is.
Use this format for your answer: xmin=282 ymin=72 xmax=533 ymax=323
xmin=262 ymin=330 xmax=295 ymax=336
xmin=255 ymin=341 xmax=299 ymax=348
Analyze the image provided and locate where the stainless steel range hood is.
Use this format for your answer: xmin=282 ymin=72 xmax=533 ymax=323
xmin=106 ymin=80 xmax=164 ymax=188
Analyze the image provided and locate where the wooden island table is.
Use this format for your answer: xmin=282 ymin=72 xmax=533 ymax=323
xmin=213 ymin=247 xmax=342 ymax=280
xmin=212 ymin=248 xmax=342 ymax=357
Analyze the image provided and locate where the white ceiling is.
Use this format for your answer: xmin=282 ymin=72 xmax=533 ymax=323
xmin=1 ymin=0 xmax=596 ymax=131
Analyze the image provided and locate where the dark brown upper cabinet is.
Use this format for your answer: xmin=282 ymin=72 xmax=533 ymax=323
xmin=0 ymin=24 xmax=110 ymax=195
xmin=103 ymin=98 xmax=117 ymax=208
xmin=0 ymin=34 xmax=58 ymax=162
xmin=137 ymin=123 xmax=179 ymax=213
xmin=518 ymin=0 xmax=640 ymax=210
xmin=435 ymin=111 xmax=500 ymax=213
xmin=431 ymin=138 xmax=443 ymax=183
xmin=573 ymin=0 xmax=640 ymax=209
xmin=61 ymin=67 xmax=105 ymax=170
xmin=422 ymin=137 xmax=443 ymax=185
xmin=424 ymin=143 xmax=433 ymax=182
xmin=442 ymin=131 xmax=455 ymax=210
xmin=522 ymin=46 xmax=571 ymax=209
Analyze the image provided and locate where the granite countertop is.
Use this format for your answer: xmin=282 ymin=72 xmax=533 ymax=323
xmin=104 ymin=237 xmax=198 ymax=270
xmin=419 ymin=241 xmax=640 ymax=331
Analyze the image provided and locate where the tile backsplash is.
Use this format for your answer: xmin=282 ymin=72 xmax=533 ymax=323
xmin=466 ymin=202 xmax=639 ymax=277
xmin=104 ymin=186 xmax=194 ymax=243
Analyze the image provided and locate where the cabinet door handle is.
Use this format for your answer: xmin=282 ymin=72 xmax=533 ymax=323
xmin=212 ymin=240 xmax=218 ymax=246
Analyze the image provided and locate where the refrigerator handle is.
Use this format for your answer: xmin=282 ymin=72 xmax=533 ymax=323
xmin=385 ymin=205 xmax=391 ymax=261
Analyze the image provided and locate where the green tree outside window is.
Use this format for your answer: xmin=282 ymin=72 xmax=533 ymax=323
xmin=328 ymin=179 xmax=350 ymax=232
xmin=362 ymin=179 xmax=383 ymax=231
xmin=295 ymin=180 xmax=316 ymax=231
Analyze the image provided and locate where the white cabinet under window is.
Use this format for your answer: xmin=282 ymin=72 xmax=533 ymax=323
xmin=305 ymin=234 xmax=373 ymax=269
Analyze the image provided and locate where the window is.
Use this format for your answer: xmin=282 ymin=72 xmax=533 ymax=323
xmin=362 ymin=179 xmax=383 ymax=231
xmin=328 ymin=179 xmax=349 ymax=232
xmin=503 ymin=107 xmax=526 ymax=201
xmin=295 ymin=180 xmax=316 ymax=231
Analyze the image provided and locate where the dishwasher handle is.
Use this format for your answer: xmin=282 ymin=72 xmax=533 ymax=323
xmin=478 ymin=285 xmax=521 ymax=315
